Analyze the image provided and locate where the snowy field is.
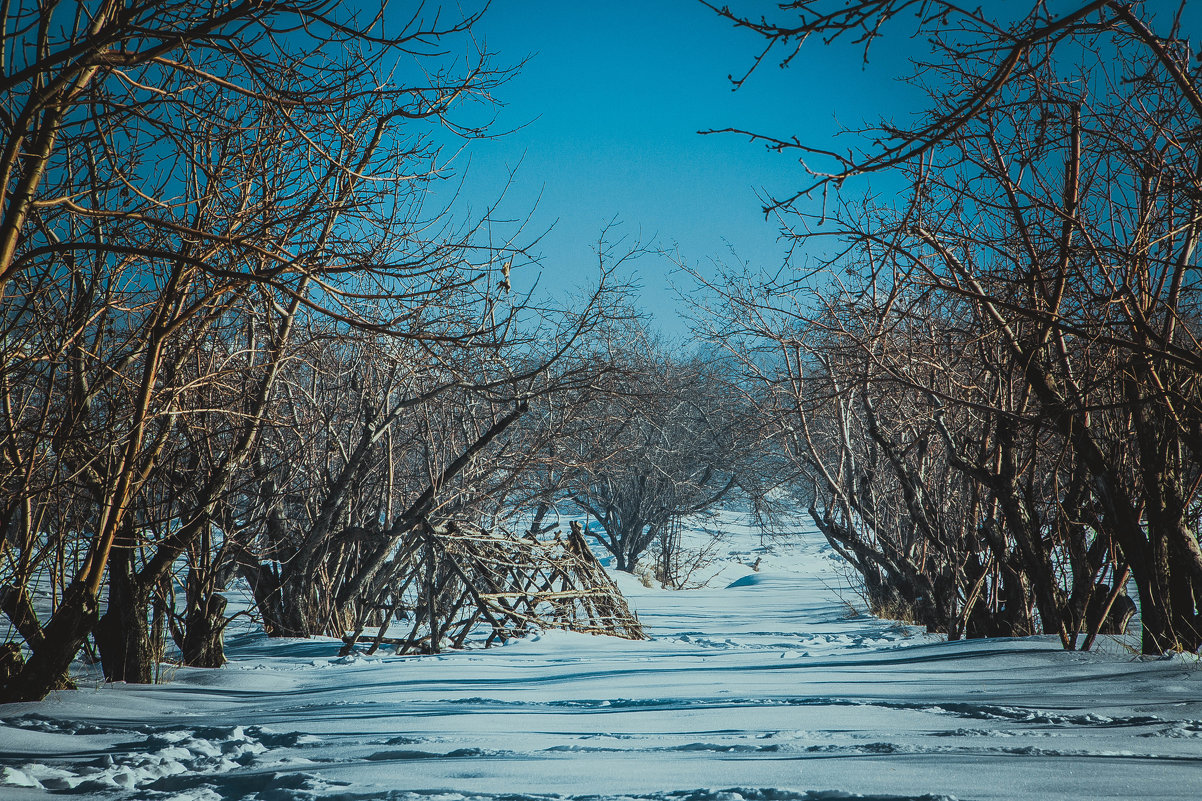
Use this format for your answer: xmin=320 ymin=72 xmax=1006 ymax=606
xmin=2 ymin=513 xmax=1201 ymax=800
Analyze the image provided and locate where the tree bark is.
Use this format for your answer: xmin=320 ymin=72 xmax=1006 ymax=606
xmin=95 ymin=542 xmax=156 ymax=684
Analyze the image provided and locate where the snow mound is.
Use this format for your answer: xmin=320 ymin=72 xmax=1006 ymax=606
xmin=0 ymin=723 xmax=320 ymax=794
xmin=725 ymin=573 xmax=772 ymax=588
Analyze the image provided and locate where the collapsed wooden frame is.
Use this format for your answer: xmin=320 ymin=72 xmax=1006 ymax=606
xmin=340 ymin=520 xmax=644 ymax=655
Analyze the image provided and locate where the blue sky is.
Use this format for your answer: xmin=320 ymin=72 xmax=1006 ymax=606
xmin=451 ymin=0 xmax=919 ymax=336
xmin=449 ymin=0 xmax=1199 ymax=337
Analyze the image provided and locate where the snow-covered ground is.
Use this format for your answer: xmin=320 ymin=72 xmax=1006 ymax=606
xmin=2 ymin=513 xmax=1201 ymax=800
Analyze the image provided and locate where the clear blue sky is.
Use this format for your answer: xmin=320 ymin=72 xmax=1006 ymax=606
xmin=448 ymin=0 xmax=1200 ymax=337
xmin=450 ymin=0 xmax=914 ymax=337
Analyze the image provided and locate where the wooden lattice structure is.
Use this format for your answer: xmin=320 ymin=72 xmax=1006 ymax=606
xmin=340 ymin=520 xmax=644 ymax=655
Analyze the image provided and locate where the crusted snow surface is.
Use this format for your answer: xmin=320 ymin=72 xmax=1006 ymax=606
xmin=1 ymin=512 xmax=1201 ymax=800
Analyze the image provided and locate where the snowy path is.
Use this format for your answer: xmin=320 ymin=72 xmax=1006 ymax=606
xmin=2 ymin=514 xmax=1202 ymax=800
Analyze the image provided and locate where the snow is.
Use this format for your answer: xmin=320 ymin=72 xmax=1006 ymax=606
xmin=2 ymin=512 xmax=1201 ymax=800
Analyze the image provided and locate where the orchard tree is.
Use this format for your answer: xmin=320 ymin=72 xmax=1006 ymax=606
xmin=557 ymin=325 xmax=774 ymax=573
xmin=704 ymin=0 xmax=1202 ymax=652
xmin=0 ymin=0 xmax=519 ymax=701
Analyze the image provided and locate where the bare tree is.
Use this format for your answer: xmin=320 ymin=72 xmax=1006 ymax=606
xmin=552 ymin=324 xmax=773 ymax=574
xmin=0 ymin=0 xmax=518 ymax=701
xmin=703 ymin=0 xmax=1202 ymax=652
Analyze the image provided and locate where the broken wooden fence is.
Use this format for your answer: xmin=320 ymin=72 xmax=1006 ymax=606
xmin=340 ymin=520 xmax=644 ymax=655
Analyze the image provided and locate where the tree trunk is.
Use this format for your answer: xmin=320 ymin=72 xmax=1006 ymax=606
xmin=0 ymin=581 xmax=94 ymax=702
xmin=180 ymin=588 xmax=228 ymax=668
xmin=95 ymin=545 xmax=156 ymax=684
xmin=276 ymin=567 xmax=320 ymax=638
